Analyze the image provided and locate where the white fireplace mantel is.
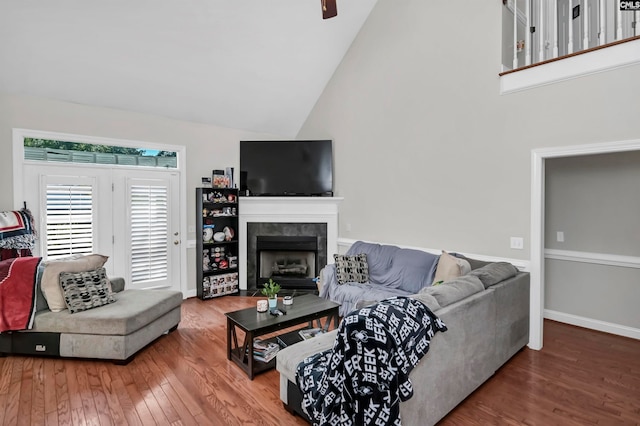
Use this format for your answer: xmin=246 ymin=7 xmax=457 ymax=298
xmin=239 ymin=196 xmax=343 ymax=290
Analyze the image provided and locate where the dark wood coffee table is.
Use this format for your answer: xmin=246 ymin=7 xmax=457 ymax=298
xmin=225 ymin=294 xmax=340 ymax=379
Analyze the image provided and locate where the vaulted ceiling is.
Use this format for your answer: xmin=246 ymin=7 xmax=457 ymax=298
xmin=0 ymin=0 xmax=377 ymax=137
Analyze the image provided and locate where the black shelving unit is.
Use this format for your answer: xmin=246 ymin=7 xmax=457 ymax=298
xmin=196 ymin=187 xmax=240 ymax=299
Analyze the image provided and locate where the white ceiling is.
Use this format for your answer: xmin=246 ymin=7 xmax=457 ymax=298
xmin=0 ymin=0 xmax=377 ymax=137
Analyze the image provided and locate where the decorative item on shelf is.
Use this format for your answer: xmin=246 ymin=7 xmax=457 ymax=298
xmin=203 ymin=227 xmax=214 ymax=243
xmin=203 ymin=249 xmax=211 ymax=271
xmin=261 ymin=278 xmax=281 ymax=310
xmin=201 ymin=177 xmax=212 ymax=188
xmin=207 ymin=191 xmax=226 ymax=202
xmin=227 ymin=193 xmax=237 ymax=203
xmin=283 ymin=296 xmax=293 ymax=306
xmin=223 ymin=226 xmax=235 ymax=241
xmin=212 ymin=170 xmax=228 ymax=188
xmin=225 ymin=167 xmax=234 ymax=188
xmin=213 ymin=231 xmax=226 ymax=242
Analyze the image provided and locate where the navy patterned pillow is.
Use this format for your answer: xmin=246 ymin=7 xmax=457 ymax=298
xmin=59 ymin=267 xmax=115 ymax=314
xmin=333 ymin=253 xmax=369 ymax=285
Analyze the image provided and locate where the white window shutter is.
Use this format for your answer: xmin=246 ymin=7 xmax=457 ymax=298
xmin=45 ymin=184 xmax=94 ymax=258
xmin=130 ymin=185 xmax=168 ymax=283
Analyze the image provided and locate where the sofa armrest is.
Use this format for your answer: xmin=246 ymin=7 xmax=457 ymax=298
xmin=318 ymin=264 xmax=337 ymax=299
xmin=110 ymin=277 xmax=125 ymax=293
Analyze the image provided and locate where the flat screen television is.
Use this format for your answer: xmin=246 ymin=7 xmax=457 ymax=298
xmin=240 ymin=140 xmax=333 ymax=196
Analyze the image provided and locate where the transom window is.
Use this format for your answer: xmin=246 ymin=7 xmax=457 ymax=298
xmin=23 ymin=137 xmax=178 ymax=169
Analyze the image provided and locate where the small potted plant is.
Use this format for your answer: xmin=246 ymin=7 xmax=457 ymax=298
xmin=261 ymin=278 xmax=281 ymax=310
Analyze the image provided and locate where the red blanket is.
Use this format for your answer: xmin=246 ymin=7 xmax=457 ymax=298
xmin=0 ymin=257 xmax=42 ymax=332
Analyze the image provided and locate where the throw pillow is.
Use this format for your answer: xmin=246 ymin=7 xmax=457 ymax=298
xmin=40 ymin=254 xmax=109 ymax=312
xmin=59 ymin=267 xmax=115 ymax=314
xmin=333 ymin=253 xmax=369 ymax=284
xmin=432 ymin=251 xmax=471 ymax=285
xmin=469 ymin=262 xmax=519 ymax=288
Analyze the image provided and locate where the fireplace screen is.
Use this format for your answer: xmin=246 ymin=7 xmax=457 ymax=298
xmin=256 ymin=235 xmax=318 ymax=289
xmin=259 ymin=250 xmax=316 ymax=279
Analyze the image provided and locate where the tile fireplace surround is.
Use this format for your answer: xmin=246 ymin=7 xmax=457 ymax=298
xmin=239 ymin=196 xmax=343 ymax=291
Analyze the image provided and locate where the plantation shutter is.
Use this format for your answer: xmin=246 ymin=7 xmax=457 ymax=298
xmin=129 ymin=184 xmax=168 ymax=283
xmin=45 ymin=184 xmax=93 ymax=258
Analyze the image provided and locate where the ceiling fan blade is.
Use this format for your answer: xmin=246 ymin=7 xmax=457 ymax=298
xmin=322 ymin=0 xmax=337 ymax=19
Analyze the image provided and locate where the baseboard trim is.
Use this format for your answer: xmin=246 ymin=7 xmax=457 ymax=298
xmin=185 ymin=289 xmax=197 ymax=299
xmin=544 ymin=309 xmax=640 ymax=340
xmin=337 ymin=237 xmax=530 ymax=271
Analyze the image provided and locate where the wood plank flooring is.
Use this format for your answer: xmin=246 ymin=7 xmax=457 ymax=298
xmin=1 ymin=296 xmax=638 ymax=425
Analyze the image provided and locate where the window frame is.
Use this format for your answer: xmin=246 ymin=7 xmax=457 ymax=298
xmin=12 ymin=128 xmax=188 ymax=295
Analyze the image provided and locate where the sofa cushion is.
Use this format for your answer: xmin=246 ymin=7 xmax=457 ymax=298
xmin=40 ymin=254 xmax=109 ymax=312
xmin=469 ymin=262 xmax=519 ymax=288
xmin=31 ymin=289 xmax=183 ymax=335
xmin=419 ymin=275 xmax=484 ymax=307
xmin=35 ymin=261 xmax=49 ymax=312
xmin=333 ymin=253 xmax=369 ymax=284
xmin=453 ymin=253 xmax=493 ymax=270
xmin=432 ymin=251 xmax=471 ymax=285
xmin=345 ymin=241 xmax=438 ymax=294
xmin=59 ymin=268 xmax=115 ymax=314
xmin=326 ymin=281 xmax=413 ymax=317
xmin=409 ymin=293 xmax=442 ymax=312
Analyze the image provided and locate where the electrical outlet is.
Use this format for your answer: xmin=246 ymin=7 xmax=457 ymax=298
xmin=346 ymin=223 xmax=352 ymax=232
xmin=510 ymin=237 xmax=524 ymax=250
xmin=556 ymin=231 xmax=564 ymax=242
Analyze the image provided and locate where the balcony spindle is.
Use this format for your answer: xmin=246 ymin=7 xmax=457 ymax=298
xmin=513 ymin=0 xmax=519 ymax=69
xmin=568 ymin=0 xmax=574 ymax=54
xmin=583 ymin=0 xmax=589 ymax=49
xmin=599 ymin=0 xmax=606 ymax=45
xmin=526 ymin=0 xmax=532 ymax=65
xmin=617 ymin=0 xmax=623 ymax=40
xmin=539 ymin=0 xmax=546 ymax=62
xmin=553 ymin=0 xmax=559 ymax=57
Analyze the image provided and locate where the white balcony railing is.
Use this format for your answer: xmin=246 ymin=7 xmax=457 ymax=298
xmin=502 ymin=0 xmax=640 ymax=71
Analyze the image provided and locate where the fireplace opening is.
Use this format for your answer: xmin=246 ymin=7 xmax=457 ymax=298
xmin=256 ymin=236 xmax=318 ymax=290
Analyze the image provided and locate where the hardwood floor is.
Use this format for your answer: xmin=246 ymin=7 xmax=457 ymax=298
xmin=1 ymin=296 xmax=638 ymax=425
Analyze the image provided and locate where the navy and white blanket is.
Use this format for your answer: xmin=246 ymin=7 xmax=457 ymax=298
xmin=0 ymin=210 xmax=36 ymax=250
xmin=296 ymin=297 xmax=447 ymax=426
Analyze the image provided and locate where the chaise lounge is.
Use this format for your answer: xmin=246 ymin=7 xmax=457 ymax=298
xmin=0 ymin=255 xmax=183 ymax=363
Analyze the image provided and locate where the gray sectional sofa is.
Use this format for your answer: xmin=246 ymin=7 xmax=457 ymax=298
xmin=277 ymin=244 xmax=530 ymax=425
xmin=0 ymin=277 xmax=183 ymax=362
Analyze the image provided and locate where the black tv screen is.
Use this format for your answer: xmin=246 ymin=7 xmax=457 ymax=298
xmin=240 ymin=140 xmax=333 ymax=196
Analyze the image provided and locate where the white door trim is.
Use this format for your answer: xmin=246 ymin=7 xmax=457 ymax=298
xmin=530 ymin=138 xmax=640 ymax=350
xmin=12 ymin=128 xmax=188 ymax=297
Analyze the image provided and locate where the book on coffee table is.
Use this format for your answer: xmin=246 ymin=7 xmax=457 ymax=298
xmin=251 ymin=339 xmax=280 ymax=363
xmin=276 ymin=330 xmax=304 ymax=348
xmin=298 ymin=328 xmax=325 ymax=340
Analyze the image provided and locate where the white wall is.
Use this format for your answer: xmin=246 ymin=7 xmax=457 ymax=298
xmin=0 ymin=92 xmax=278 ymax=293
xmin=297 ymin=0 xmax=640 ymax=260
